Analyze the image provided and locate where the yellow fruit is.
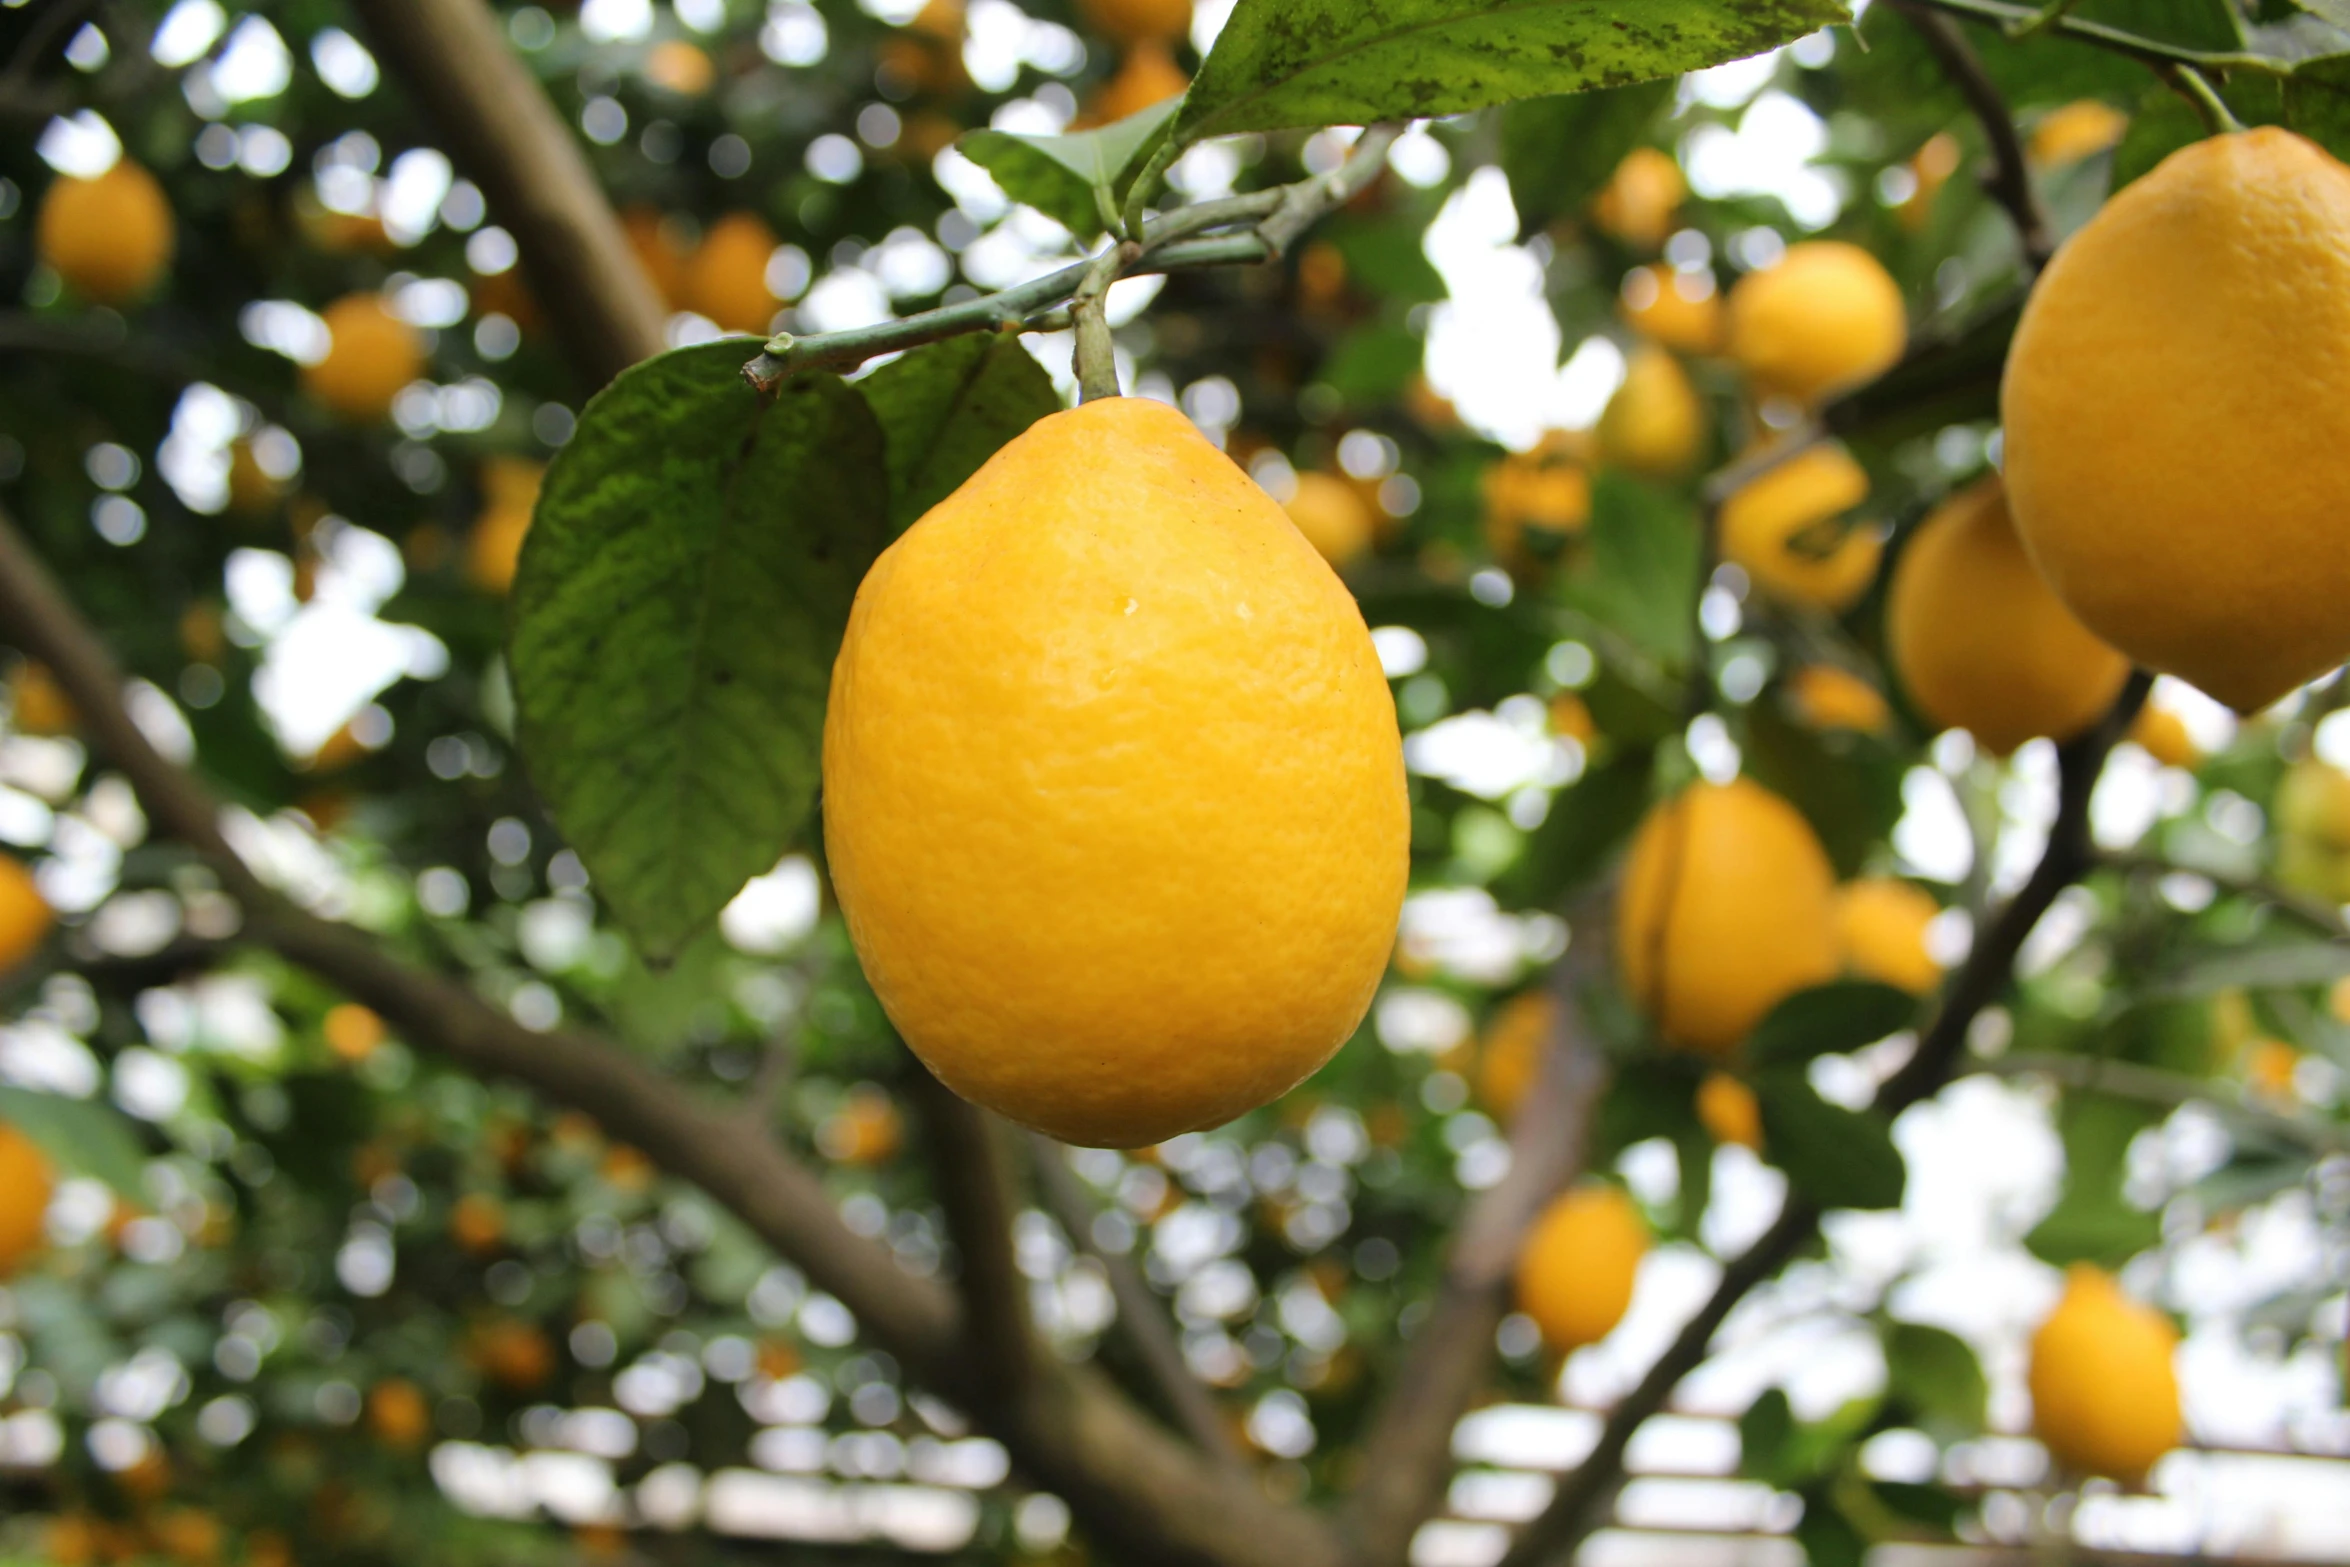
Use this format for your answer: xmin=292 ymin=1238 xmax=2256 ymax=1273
xmin=1591 ymin=147 xmax=1685 ymax=251
xmin=1696 ymin=1072 xmax=1761 ymax=1151
xmin=304 ymin=295 xmax=425 ymax=423
xmin=0 ymin=1122 xmax=53 ymax=1275
xmin=1619 ymin=779 xmax=1840 ymax=1057
xmin=603 ymin=1145 xmax=654 ymax=1190
xmin=2331 ymin=975 xmax=2350 ymax=1026
xmin=1282 ymin=470 xmax=1376 ymax=569
xmin=1514 ymin=1186 xmax=1648 ymax=1351
xmin=1086 ymin=43 xmax=1189 ymax=125
xmin=817 ymin=1085 xmax=904 ymax=1166
xmin=2028 ymin=1264 xmax=2182 ymax=1484
xmin=1483 ymin=432 xmax=1591 ymax=568
xmin=2278 ymin=758 xmax=2350 ymax=849
xmin=470 ymin=1319 xmax=555 ymax=1392
xmin=2129 ymin=706 xmax=2199 ymax=770
xmin=450 ymin=1193 xmax=506 ymax=1255
xmin=150 ymin=1508 xmax=222 ymax=1566
xmin=226 ymin=439 xmax=285 ymax=520
xmin=2004 ymin=130 xmax=2350 ymax=713
xmin=1888 ymin=475 xmax=2130 ymax=756
xmin=0 ymin=855 xmax=53 ymax=974
xmin=1727 ymin=241 xmax=1907 ymax=404
xmin=2245 ymin=1038 xmax=2299 ymax=1099
xmin=683 ymin=212 xmax=782 ymax=335
xmin=1719 ymin=444 xmax=1880 ymax=612
xmin=323 ymin=1003 xmax=386 ymax=1063
xmin=1834 ymin=878 xmax=1943 ymax=995
xmin=1898 ymin=132 xmax=1961 ymax=233
xmin=643 ymin=39 xmax=713 ymax=95
xmin=822 ymin=397 xmax=1407 ymax=1148
xmin=1620 ymin=264 xmax=1724 ymax=355
xmin=1547 ymin=691 xmax=1596 ymax=748
xmin=1476 ymin=990 xmax=1557 ymax=1124
xmin=9 ymin=662 xmax=76 ymax=736
xmin=2030 ymin=100 xmax=2129 ymax=169
xmin=471 ymin=509 xmax=530 ymax=594
xmin=620 ymin=206 xmax=689 ymax=310
xmin=1596 ymin=347 xmax=1704 ymax=480
xmin=1076 ymin=0 xmax=1191 ymax=46
xmin=1786 ymin=665 xmax=1892 ymax=734
xmin=36 ymin=160 xmax=174 ymax=306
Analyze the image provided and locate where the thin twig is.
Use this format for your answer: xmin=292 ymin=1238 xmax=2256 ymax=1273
xmin=2159 ymin=62 xmax=2247 ymax=136
xmin=1028 ymin=1135 xmax=1246 ymax=1470
xmin=1889 ymin=0 xmax=2056 ymax=272
xmin=1071 ymin=239 xmax=1139 ymax=403
xmin=1970 ymin=1053 xmax=2350 ymax=1155
xmin=2100 ymin=851 xmax=2350 ymax=942
xmin=1900 ymin=0 xmax=2288 ymax=75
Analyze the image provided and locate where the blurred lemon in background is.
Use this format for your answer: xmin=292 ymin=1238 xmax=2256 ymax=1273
xmin=2029 ymin=100 xmax=2128 ymax=168
xmin=1282 ymin=470 xmax=1376 ymax=569
xmin=1516 ymin=1186 xmax=1647 ymax=1351
xmin=1720 ymin=445 xmax=1879 ymax=612
xmin=1591 ymin=147 xmax=1684 ymax=251
xmin=684 ymin=211 xmax=784 ymax=334
xmin=2029 ymin=1264 xmax=2182 ymax=1484
xmin=305 ymin=295 xmax=425 ymax=423
xmin=1696 ymin=1072 xmax=1761 ymax=1150
xmin=1728 ymin=241 xmax=1906 ymax=404
xmin=0 ymin=1122 xmax=53 ymax=1276
xmin=36 ymin=160 xmax=173 ymax=306
xmin=1597 ymin=346 xmax=1704 ymax=480
xmin=1834 ymin=877 xmax=1943 ymax=995
xmin=1620 ymin=264 xmax=1724 ymax=355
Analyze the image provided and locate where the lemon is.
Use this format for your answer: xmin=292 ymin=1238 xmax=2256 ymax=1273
xmin=1515 ymin=1186 xmax=1647 ymax=1351
xmin=225 ymin=439 xmax=284 ymax=520
xmin=1475 ymin=989 xmax=1557 ymax=1124
xmin=1547 ymin=691 xmax=1597 ymax=748
xmin=36 ymin=160 xmax=173 ymax=307
xmin=1834 ymin=878 xmax=1943 ymax=995
xmin=1619 ymin=779 xmax=1840 ymax=1057
xmin=1075 ymin=0 xmax=1191 ymax=46
xmin=0 ymin=1121 xmax=52 ymax=1276
xmin=2003 ymin=129 xmax=2350 ymax=713
xmin=469 ymin=458 xmax=544 ymax=594
xmin=2129 ymin=706 xmax=2199 ymax=770
xmin=2028 ymin=1264 xmax=2182 ymax=1484
xmin=621 ymin=206 xmax=690 ymax=310
xmin=684 ymin=212 xmax=783 ymax=335
xmin=1597 ymin=347 xmax=1705 ymax=480
xmin=9 ymin=662 xmax=76 ymax=737
xmin=2029 ymin=101 xmax=2129 ymax=169
xmin=1592 ymin=148 xmax=1685 ymax=251
xmin=1696 ymin=1071 xmax=1761 ymax=1150
xmin=1888 ymin=475 xmax=2129 ymax=756
xmin=305 ymin=295 xmax=425 ymax=423
xmin=0 ymin=855 xmax=52 ymax=975
xmin=1728 ymin=241 xmax=1907 ymax=404
xmin=1620 ymin=264 xmax=1724 ymax=356
xmin=1281 ymin=471 xmax=1375 ymax=569
xmin=1719 ymin=445 xmax=1881 ymax=612
xmin=367 ymin=1379 xmax=433 ymax=1450
xmin=1087 ymin=43 xmax=1189 ymax=125
xmin=643 ymin=39 xmax=714 ymax=95
xmin=1483 ymin=432 xmax=1591 ymax=571
xmin=1786 ymin=665 xmax=1892 ymax=735
xmin=1897 ymin=132 xmax=1960 ymax=233
xmin=823 ymin=397 xmax=1408 ymax=1147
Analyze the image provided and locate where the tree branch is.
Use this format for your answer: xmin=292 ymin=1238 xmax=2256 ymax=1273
xmin=1899 ymin=0 xmax=2287 ymax=74
xmin=908 ymin=1069 xmax=1033 ymax=1402
xmin=0 ymin=500 xmax=1340 ymax=1567
xmin=347 ymin=0 xmax=665 ymax=389
xmin=1339 ymin=885 xmax=1617 ymax=1567
xmin=1497 ymin=674 xmax=2152 ymax=1567
xmin=1888 ymin=0 xmax=2056 ymax=272
xmin=1028 ymin=1134 xmax=1247 ymax=1469
xmin=1971 ymin=1052 xmax=2350 ymax=1155
xmin=2100 ymin=850 xmax=2350 ymax=941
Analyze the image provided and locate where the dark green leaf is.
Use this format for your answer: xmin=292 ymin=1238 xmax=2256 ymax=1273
xmin=1822 ymin=297 xmax=2019 ymax=449
xmin=2284 ymin=55 xmax=2350 ymax=161
xmin=1755 ymin=1069 xmax=1907 ymax=1211
xmin=1885 ymin=1320 xmax=1988 ymax=1438
xmin=1316 ymin=323 xmax=1424 ymax=403
xmin=512 ymin=344 xmax=890 ymax=961
xmin=2155 ymin=940 xmax=2350 ymax=997
xmin=857 ymin=334 xmax=1062 ymax=533
xmin=1739 ymin=1387 xmax=1799 ymax=1484
xmin=1742 ymin=697 xmax=1909 ymax=878
xmin=2073 ymin=0 xmax=2241 ymax=49
xmin=2024 ymin=1091 xmax=2162 ymax=1266
xmin=1495 ymin=745 xmax=1654 ymax=908
xmin=1870 ymin=1481 xmax=1965 ymax=1534
xmin=1749 ymin=982 xmax=1920 ymax=1069
xmin=957 ymin=98 xmax=1181 ymax=238
xmin=1560 ymin=471 xmax=1700 ymax=669
xmin=0 ymin=1086 xmax=147 ymax=1198
xmin=1795 ymin=1501 xmax=1867 ymax=1567
xmin=1500 ymin=79 xmax=1678 ymax=238
xmin=1318 ymin=216 xmax=1449 ymax=305
xmin=1176 ymin=0 xmax=1845 ymax=140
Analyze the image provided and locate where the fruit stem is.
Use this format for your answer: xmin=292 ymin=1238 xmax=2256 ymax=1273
xmin=1070 ymin=239 xmax=1140 ymax=402
xmin=2161 ymin=63 xmax=2246 ymax=136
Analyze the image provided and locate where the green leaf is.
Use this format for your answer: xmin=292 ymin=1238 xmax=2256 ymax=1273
xmin=512 ymin=343 xmax=890 ymax=961
xmin=1500 ymin=79 xmax=1678 ymax=238
xmin=2284 ymin=55 xmax=2350 ymax=162
xmin=1795 ymin=1502 xmax=1867 ymax=1567
xmin=1739 ymin=1387 xmax=1800 ymax=1484
xmin=1316 ymin=323 xmax=1424 ymax=403
xmin=2112 ymin=87 xmax=2208 ymax=189
xmin=1175 ymin=0 xmax=1845 ymax=141
xmin=0 ymin=1086 xmax=147 ymax=1198
xmin=2025 ymin=1090 xmax=2163 ymax=1267
xmin=1495 ymin=745 xmax=1654 ymax=909
xmin=1822 ymin=297 xmax=2019 ymax=450
xmin=1317 ymin=216 xmax=1449 ymax=305
xmin=1755 ymin=1069 xmax=1907 ymax=1211
xmin=1560 ymin=471 xmax=1700 ymax=669
xmin=2155 ymin=940 xmax=2350 ymax=997
xmin=1742 ymin=697 xmax=1909 ymax=878
xmin=856 ymin=334 xmax=1063 ymax=533
xmin=957 ymin=97 xmax=1182 ymax=238
xmin=1869 ymin=1481 xmax=1965 ymax=1535
xmin=1748 ymin=981 xmax=1921 ymax=1069
xmin=1885 ymin=1320 xmax=1988 ymax=1438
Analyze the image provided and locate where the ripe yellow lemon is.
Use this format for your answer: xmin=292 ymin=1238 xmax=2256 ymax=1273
xmin=1728 ymin=241 xmax=1907 ymax=404
xmin=469 ymin=458 xmax=543 ymax=594
xmin=1786 ymin=664 xmax=1891 ymax=734
xmin=1888 ymin=476 xmax=2129 ymax=756
xmin=2005 ymin=130 xmax=2350 ymax=713
xmin=2029 ymin=100 xmax=2128 ymax=169
xmin=1597 ymin=346 xmax=1704 ymax=480
xmin=1282 ymin=470 xmax=1375 ymax=569
xmin=1475 ymin=989 xmax=1557 ymax=1124
xmin=684 ymin=212 xmax=783 ymax=335
xmin=643 ymin=39 xmax=714 ymax=95
xmin=1592 ymin=147 xmax=1684 ymax=251
xmin=36 ymin=160 xmax=174 ymax=307
xmin=0 ymin=855 xmax=52 ymax=974
xmin=1515 ymin=1186 xmax=1647 ymax=1351
xmin=1483 ymin=431 xmax=1591 ymax=570
xmin=305 ymin=295 xmax=425 ymax=423
xmin=823 ymin=397 xmax=1408 ymax=1147
xmin=1834 ymin=877 xmax=1943 ymax=995
xmin=0 ymin=1121 xmax=53 ymax=1276
xmin=1719 ymin=445 xmax=1880 ymax=612
xmin=2129 ymin=706 xmax=2199 ymax=770
xmin=1696 ymin=1071 xmax=1761 ymax=1151
xmin=1548 ymin=691 xmax=1596 ymax=748
xmin=367 ymin=1379 xmax=433 ymax=1450
xmin=2028 ymin=1264 xmax=2182 ymax=1484
xmin=1619 ymin=779 xmax=1839 ymax=1057
xmin=1086 ymin=43 xmax=1189 ymax=125
xmin=1076 ymin=0 xmax=1191 ymax=46
xmin=1620 ymin=264 xmax=1723 ymax=355
xmin=621 ymin=206 xmax=690 ymax=310
xmin=1897 ymin=132 xmax=1960 ymax=233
